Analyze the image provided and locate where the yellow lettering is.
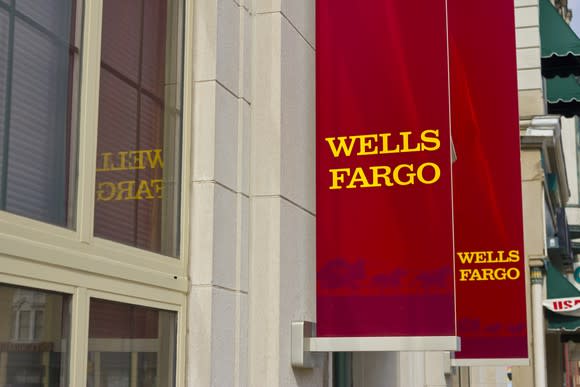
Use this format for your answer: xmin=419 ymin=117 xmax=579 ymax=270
xmin=459 ymin=269 xmax=471 ymax=281
xmin=346 ymin=167 xmax=371 ymax=189
xmin=392 ymin=164 xmax=415 ymax=186
xmin=378 ymin=133 xmax=401 ymax=154
xmin=146 ymin=149 xmax=164 ymax=169
xmin=96 ymin=182 xmax=116 ymax=201
xmin=325 ymin=137 xmax=357 ymax=158
xmin=96 ymin=152 xmax=114 ymax=172
xmin=151 ymin=179 xmax=164 ymax=198
xmin=470 ymin=269 xmax=482 ymax=281
xmin=458 ymin=267 xmax=521 ymax=281
xmin=135 ymin=179 xmax=154 ymax=199
xmin=130 ymin=150 xmax=147 ymax=170
xmin=474 ymin=252 xmax=486 ymax=264
xmin=420 ymin=129 xmax=440 ymax=151
xmin=508 ymin=250 xmax=520 ymax=262
xmin=507 ymin=268 xmax=520 ymax=280
xmin=481 ymin=268 xmax=495 ymax=280
xmin=416 ymin=163 xmax=440 ymax=185
xmin=353 ymin=135 xmax=379 ymax=155
xmin=457 ymin=252 xmax=476 ymax=264
xmin=329 ymin=168 xmax=350 ymax=189
xmin=369 ymin=166 xmax=393 ymax=187
xmin=115 ymin=180 xmax=137 ymax=201
xmin=400 ymin=131 xmax=421 ymax=153
xmin=495 ymin=268 xmax=507 ymax=280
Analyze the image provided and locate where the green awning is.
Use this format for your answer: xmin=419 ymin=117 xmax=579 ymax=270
xmin=545 ymin=262 xmax=580 ymax=332
xmin=545 ymin=76 xmax=580 ymax=117
xmin=540 ymin=0 xmax=580 ymax=77
xmin=546 ymin=76 xmax=580 ymax=103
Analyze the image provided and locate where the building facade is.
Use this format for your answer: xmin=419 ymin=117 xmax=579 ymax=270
xmin=0 ymin=0 xmax=574 ymax=386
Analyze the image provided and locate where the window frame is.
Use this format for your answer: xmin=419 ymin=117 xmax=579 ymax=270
xmin=0 ymin=272 xmax=186 ymax=387
xmin=0 ymin=0 xmax=193 ymax=385
xmin=0 ymin=0 xmax=193 ymax=287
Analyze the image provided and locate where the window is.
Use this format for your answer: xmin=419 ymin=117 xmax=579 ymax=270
xmin=0 ymin=0 xmax=189 ymax=384
xmin=94 ymin=0 xmax=183 ymax=257
xmin=87 ymin=298 xmax=177 ymax=387
xmin=0 ymin=284 xmax=71 ymax=387
xmin=0 ymin=0 xmax=184 ymax=258
xmin=0 ymin=0 xmax=81 ymax=228
xmin=0 ymin=0 xmax=190 ymax=385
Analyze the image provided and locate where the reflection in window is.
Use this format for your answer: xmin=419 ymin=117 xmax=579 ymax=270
xmin=87 ymin=298 xmax=177 ymax=387
xmin=0 ymin=0 xmax=81 ymax=227
xmin=94 ymin=0 xmax=183 ymax=257
xmin=0 ymin=284 xmax=71 ymax=387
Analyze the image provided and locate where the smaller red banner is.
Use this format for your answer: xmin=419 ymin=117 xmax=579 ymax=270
xmin=449 ymin=0 xmax=528 ymax=362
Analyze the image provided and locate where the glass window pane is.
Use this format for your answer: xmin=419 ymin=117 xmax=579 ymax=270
xmin=0 ymin=1 xmax=81 ymax=228
xmin=33 ymin=310 xmax=44 ymax=341
xmin=94 ymin=0 xmax=183 ymax=257
xmin=17 ymin=310 xmax=30 ymax=340
xmin=0 ymin=284 xmax=71 ymax=387
xmin=87 ymin=298 xmax=177 ymax=387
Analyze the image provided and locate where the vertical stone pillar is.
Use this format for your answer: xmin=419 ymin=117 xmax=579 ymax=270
xmin=531 ymin=266 xmax=547 ymax=387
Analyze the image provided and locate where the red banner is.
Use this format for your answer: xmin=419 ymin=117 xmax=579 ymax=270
xmin=449 ymin=0 xmax=528 ymax=362
xmin=316 ymin=0 xmax=456 ymax=338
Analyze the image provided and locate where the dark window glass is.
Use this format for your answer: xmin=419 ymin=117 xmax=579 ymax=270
xmin=94 ymin=0 xmax=183 ymax=256
xmin=0 ymin=284 xmax=71 ymax=387
xmin=87 ymin=298 xmax=177 ymax=387
xmin=0 ymin=0 xmax=80 ymax=227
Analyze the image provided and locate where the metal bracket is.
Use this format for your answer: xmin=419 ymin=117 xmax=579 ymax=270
xmin=291 ymin=321 xmax=461 ymax=368
xmin=291 ymin=321 xmax=319 ymax=368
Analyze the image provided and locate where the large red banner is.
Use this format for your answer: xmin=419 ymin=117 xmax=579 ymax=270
xmin=449 ymin=0 xmax=528 ymax=362
xmin=316 ymin=0 xmax=456 ymax=338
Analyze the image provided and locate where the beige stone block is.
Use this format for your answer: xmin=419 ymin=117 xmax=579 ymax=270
xmin=520 ymin=149 xmax=544 ymax=182
xmin=516 ymin=47 xmax=541 ymax=70
xmin=248 ymin=196 xmax=281 ymax=387
xmin=253 ymin=0 xmax=281 ymax=14
xmin=516 ymin=26 xmax=540 ymax=48
xmin=281 ymin=17 xmax=316 ymax=212
xmin=213 ymin=184 xmax=238 ymax=289
xmin=194 ymin=0 xmax=218 ymax=81
xmin=211 ymin=287 xmax=237 ymax=387
xmin=190 ymin=182 xmax=215 ymax=285
xmin=514 ymin=6 xmax=539 ymax=28
xmin=193 ymin=81 xmax=239 ymax=190
xmin=217 ymin=0 xmax=241 ymax=95
xmin=235 ymin=293 xmax=249 ymax=387
xmin=517 ymin=68 xmax=542 ymax=90
xmin=251 ymin=13 xmax=282 ymax=196
xmin=522 ymin=178 xmax=546 ymax=258
xmin=193 ymin=81 xmax=217 ymax=182
xmin=242 ymin=6 xmax=252 ymax=103
xmin=188 ymin=286 xmax=213 ymax=386
xmin=215 ymin=83 xmax=239 ymax=190
xmin=190 ymin=182 xmax=237 ymax=289
xmin=238 ymin=99 xmax=251 ymax=195
xmin=518 ymin=89 xmax=545 ymax=119
xmin=237 ymin=194 xmax=249 ymax=292
xmin=282 ymin=0 xmax=315 ymax=48
xmin=515 ymin=0 xmax=537 ymax=6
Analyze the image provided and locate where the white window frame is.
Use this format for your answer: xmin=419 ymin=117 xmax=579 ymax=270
xmin=0 ymin=263 xmax=187 ymax=386
xmin=0 ymin=0 xmax=192 ymax=286
xmin=0 ymin=0 xmax=193 ymax=385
